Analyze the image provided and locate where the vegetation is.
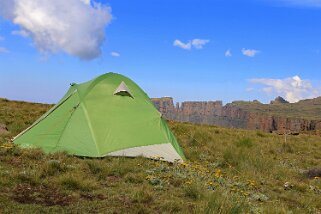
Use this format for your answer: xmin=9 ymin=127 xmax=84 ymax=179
xmin=0 ymin=98 xmax=321 ymax=213
xmin=232 ymin=96 xmax=321 ymax=120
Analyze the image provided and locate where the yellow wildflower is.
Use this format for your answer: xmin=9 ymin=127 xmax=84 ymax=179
xmin=214 ymin=169 xmax=222 ymax=177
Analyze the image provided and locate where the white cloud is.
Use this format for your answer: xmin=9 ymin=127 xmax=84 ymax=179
xmin=173 ymin=39 xmax=209 ymax=50
xmin=191 ymin=39 xmax=210 ymax=49
xmin=0 ymin=36 xmax=4 ymax=41
xmin=242 ymin=48 xmax=260 ymax=57
xmin=12 ymin=30 xmax=29 ymax=37
xmin=249 ymin=75 xmax=321 ymax=103
xmin=110 ymin=51 xmax=120 ymax=57
xmin=173 ymin=40 xmax=192 ymax=50
xmin=0 ymin=47 xmax=8 ymax=53
xmin=80 ymin=0 xmax=91 ymax=5
xmin=0 ymin=0 xmax=112 ymax=60
xmin=225 ymin=49 xmax=232 ymax=57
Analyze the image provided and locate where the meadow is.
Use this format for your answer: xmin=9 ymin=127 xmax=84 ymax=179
xmin=0 ymin=98 xmax=320 ymax=213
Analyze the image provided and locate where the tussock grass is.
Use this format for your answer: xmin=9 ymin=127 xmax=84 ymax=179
xmin=183 ymin=183 xmax=203 ymax=200
xmin=59 ymin=173 xmax=96 ymax=192
xmin=0 ymin=99 xmax=321 ymax=213
xmin=131 ymin=188 xmax=154 ymax=204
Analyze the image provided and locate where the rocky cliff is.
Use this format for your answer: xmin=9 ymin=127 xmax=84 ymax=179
xmin=152 ymin=97 xmax=321 ymax=133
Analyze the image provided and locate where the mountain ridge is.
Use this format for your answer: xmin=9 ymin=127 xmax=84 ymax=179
xmin=152 ymin=96 xmax=321 ymax=134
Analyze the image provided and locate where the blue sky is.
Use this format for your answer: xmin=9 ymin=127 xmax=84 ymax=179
xmin=0 ymin=0 xmax=320 ymax=104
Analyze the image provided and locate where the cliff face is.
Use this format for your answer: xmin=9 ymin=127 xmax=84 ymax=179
xmin=151 ymin=97 xmax=321 ymax=133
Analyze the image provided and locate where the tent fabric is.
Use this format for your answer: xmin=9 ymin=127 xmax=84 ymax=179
xmin=107 ymin=143 xmax=183 ymax=162
xmin=13 ymin=73 xmax=185 ymax=162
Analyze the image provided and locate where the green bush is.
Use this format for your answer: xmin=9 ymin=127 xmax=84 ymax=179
xmin=236 ymin=138 xmax=253 ymax=148
xmin=202 ymin=191 xmax=247 ymax=214
xmin=131 ymin=189 xmax=154 ymax=204
xmin=59 ymin=174 xmax=96 ymax=192
xmin=87 ymin=160 xmax=103 ymax=175
xmin=183 ymin=183 xmax=202 ymax=200
xmin=41 ymin=160 xmax=67 ymax=177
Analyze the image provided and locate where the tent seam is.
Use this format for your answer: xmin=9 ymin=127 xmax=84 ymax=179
xmin=54 ymin=91 xmax=80 ymax=152
xmin=80 ymin=102 xmax=101 ymax=156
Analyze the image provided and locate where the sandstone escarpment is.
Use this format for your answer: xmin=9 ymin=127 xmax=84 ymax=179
xmin=151 ymin=97 xmax=321 ymax=133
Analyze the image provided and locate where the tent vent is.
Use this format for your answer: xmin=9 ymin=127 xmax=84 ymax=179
xmin=113 ymin=81 xmax=133 ymax=98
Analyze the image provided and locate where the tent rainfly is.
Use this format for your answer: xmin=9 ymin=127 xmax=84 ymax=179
xmin=13 ymin=73 xmax=185 ymax=162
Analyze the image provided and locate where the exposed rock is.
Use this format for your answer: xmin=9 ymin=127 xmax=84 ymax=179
xmin=151 ymin=97 xmax=321 ymax=133
xmin=0 ymin=124 xmax=9 ymax=135
xmin=305 ymin=168 xmax=321 ymax=179
xmin=270 ymin=96 xmax=289 ymax=104
xmin=284 ymin=182 xmax=293 ymax=190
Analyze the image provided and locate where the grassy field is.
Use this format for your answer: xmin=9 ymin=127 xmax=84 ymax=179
xmin=0 ymin=98 xmax=321 ymax=213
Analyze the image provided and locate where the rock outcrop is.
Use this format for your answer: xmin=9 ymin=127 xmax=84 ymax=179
xmin=152 ymin=97 xmax=321 ymax=133
xmin=0 ymin=124 xmax=9 ymax=135
xmin=270 ymin=96 xmax=289 ymax=104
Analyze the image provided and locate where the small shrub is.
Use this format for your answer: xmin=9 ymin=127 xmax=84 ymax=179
xmin=223 ymin=148 xmax=239 ymax=167
xmin=188 ymin=137 xmax=198 ymax=147
xmin=20 ymin=148 xmax=45 ymax=160
xmin=282 ymin=143 xmax=294 ymax=153
xmin=236 ymin=138 xmax=253 ymax=148
xmin=256 ymin=131 xmax=266 ymax=137
xmin=170 ymin=177 xmax=183 ymax=187
xmin=5 ymin=146 xmax=22 ymax=156
xmin=161 ymin=201 xmax=182 ymax=213
xmin=185 ymin=149 xmax=201 ymax=161
xmin=131 ymin=189 xmax=153 ymax=204
xmin=203 ymin=192 xmax=247 ymax=214
xmin=183 ymin=183 xmax=202 ymax=200
xmin=15 ymin=170 xmax=39 ymax=186
xmin=125 ymin=173 xmax=144 ymax=184
xmin=41 ymin=160 xmax=66 ymax=177
xmin=107 ymin=158 xmax=132 ymax=177
xmin=292 ymin=183 xmax=308 ymax=193
xmin=59 ymin=174 xmax=95 ymax=192
xmin=48 ymin=151 xmax=69 ymax=161
xmin=87 ymin=161 xmax=103 ymax=175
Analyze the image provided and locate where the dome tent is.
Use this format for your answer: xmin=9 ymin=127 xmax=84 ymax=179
xmin=13 ymin=73 xmax=185 ymax=162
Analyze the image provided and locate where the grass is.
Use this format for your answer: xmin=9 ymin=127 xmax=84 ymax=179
xmin=0 ymin=98 xmax=321 ymax=213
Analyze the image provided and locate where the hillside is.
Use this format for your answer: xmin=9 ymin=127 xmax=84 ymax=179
xmin=152 ymin=97 xmax=321 ymax=134
xmin=0 ymin=98 xmax=321 ymax=213
xmin=231 ymin=96 xmax=321 ymax=120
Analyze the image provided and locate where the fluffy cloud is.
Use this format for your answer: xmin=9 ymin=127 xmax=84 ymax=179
xmin=242 ymin=48 xmax=259 ymax=57
xmin=173 ymin=39 xmax=209 ymax=50
xmin=191 ymin=39 xmax=210 ymax=49
xmin=0 ymin=0 xmax=112 ymax=60
xmin=0 ymin=47 xmax=8 ymax=53
xmin=110 ymin=51 xmax=120 ymax=57
xmin=173 ymin=40 xmax=191 ymax=50
xmin=225 ymin=49 xmax=232 ymax=57
xmin=249 ymin=75 xmax=321 ymax=103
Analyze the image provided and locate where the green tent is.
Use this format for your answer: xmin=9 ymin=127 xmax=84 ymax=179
xmin=13 ymin=73 xmax=185 ymax=162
